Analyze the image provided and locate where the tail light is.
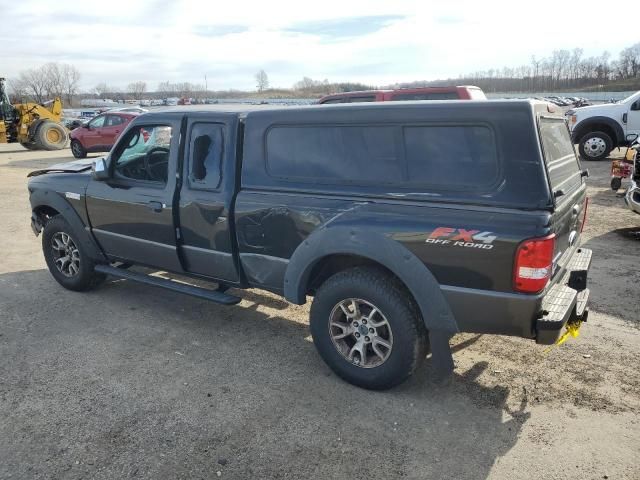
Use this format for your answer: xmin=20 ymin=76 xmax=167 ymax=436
xmin=513 ymin=234 xmax=556 ymax=293
xmin=580 ymin=197 xmax=589 ymax=233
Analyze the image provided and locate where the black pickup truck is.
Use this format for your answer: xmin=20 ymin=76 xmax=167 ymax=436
xmin=28 ymin=100 xmax=592 ymax=390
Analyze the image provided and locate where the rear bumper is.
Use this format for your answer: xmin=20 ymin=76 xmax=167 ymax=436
xmin=535 ymin=248 xmax=592 ymax=344
xmin=440 ymin=248 xmax=592 ymax=342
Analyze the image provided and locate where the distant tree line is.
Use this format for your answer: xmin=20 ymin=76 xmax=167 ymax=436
xmin=397 ymin=43 xmax=640 ymax=93
xmin=7 ymin=64 xmax=373 ymax=106
xmin=9 ymin=62 xmax=81 ymax=105
xmin=291 ymin=77 xmax=371 ymax=95
xmin=86 ymin=75 xmax=373 ymax=101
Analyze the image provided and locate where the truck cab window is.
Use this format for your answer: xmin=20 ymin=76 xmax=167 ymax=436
xmin=188 ymin=123 xmax=223 ymax=190
xmin=113 ymin=125 xmax=172 ymax=184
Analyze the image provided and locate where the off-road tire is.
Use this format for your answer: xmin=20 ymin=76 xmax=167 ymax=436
xmin=42 ymin=216 xmax=105 ymax=291
xmin=70 ymin=139 xmax=87 ymax=159
xmin=20 ymin=142 xmax=37 ymax=150
xmin=578 ymin=131 xmax=613 ymax=161
xmin=34 ymin=121 xmax=68 ymax=151
xmin=310 ymin=266 xmax=427 ymax=390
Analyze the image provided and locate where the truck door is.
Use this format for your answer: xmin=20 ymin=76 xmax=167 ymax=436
xmin=177 ymin=114 xmax=241 ymax=283
xmin=86 ymin=118 xmax=183 ymax=272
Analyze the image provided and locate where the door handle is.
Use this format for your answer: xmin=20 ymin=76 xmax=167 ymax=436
xmin=147 ymin=201 xmax=164 ymax=212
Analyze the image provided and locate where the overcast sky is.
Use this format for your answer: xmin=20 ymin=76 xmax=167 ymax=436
xmin=1 ymin=0 xmax=637 ymax=92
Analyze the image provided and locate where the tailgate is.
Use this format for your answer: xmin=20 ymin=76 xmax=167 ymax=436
xmin=538 ymin=116 xmax=588 ymax=283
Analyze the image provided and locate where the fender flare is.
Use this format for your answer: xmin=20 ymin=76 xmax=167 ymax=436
xmin=572 ymin=116 xmax=624 ymax=145
xmin=30 ymin=189 xmax=106 ymax=262
xmin=283 ymin=227 xmax=458 ymax=334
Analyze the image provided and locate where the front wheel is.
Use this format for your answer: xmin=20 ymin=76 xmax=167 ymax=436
xmin=42 ymin=216 xmax=105 ymax=291
xmin=70 ymin=139 xmax=87 ymax=159
xmin=310 ymin=267 xmax=427 ymax=390
xmin=578 ymin=131 xmax=612 ymax=161
xmin=34 ymin=121 xmax=69 ymax=151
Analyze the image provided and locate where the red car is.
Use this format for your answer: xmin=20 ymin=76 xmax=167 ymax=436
xmin=70 ymin=112 xmax=139 ymax=158
xmin=318 ymin=86 xmax=486 ymax=104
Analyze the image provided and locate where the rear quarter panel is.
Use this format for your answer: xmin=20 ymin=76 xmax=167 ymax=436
xmin=235 ymin=194 xmax=551 ymax=293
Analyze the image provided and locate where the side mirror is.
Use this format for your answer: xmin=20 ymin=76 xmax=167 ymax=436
xmin=84 ymin=123 xmax=91 ymax=129
xmin=631 ymin=101 xmax=640 ymax=111
xmin=92 ymin=157 xmax=111 ymax=180
xmin=626 ymin=133 xmax=639 ymax=143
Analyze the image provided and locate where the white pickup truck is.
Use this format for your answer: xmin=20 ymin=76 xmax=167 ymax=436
xmin=567 ymin=91 xmax=640 ymax=160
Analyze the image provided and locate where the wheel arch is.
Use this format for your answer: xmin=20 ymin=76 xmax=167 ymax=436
xmin=283 ymin=228 xmax=458 ymax=334
xmin=30 ymin=188 xmax=106 ymax=263
xmin=572 ymin=116 xmax=624 ymax=146
xmin=33 ymin=204 xmax=61 ymax=222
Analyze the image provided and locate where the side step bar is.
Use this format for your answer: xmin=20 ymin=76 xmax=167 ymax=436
xmin=94 ymin=265 xmax=241 ymax=305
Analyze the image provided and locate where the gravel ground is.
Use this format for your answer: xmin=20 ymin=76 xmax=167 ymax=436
xmin=0 ymin=143 xmax=639 ymax=480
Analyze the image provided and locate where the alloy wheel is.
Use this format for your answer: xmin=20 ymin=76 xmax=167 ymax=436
xmin=328 ymin=298 xmax=393 ymax=368
xmin=71 ymin=142 xmax=83 ymax=157
xmin=51 ymin=232 xmax=80 ymax=277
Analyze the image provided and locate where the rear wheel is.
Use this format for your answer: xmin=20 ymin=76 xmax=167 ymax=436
xmin=20 ymin=142 xmax=37 ymax=150
xmin=70 ymin=139 xmax=87 ymax=158
xmin=34 ymin=121 xmax=68 ymax=151
xmin=578 ymin=131 xmax=612 ymax=161
xmin=42 ymin=216 xmax=105 ymax=291
xmin=310 ymin=267 xmax=427 ymax=390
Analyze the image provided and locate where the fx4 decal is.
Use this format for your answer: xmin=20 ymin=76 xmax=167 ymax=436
xmin=426 ymin=227 xmax=497 ymax=250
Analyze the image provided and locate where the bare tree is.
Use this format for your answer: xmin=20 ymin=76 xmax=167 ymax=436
xmin=618 ymin=44 xmax=640 ymax=79
xmin=293 ymin=77 xmax=317 ymax=90
xmin=530 ymin=56 xmax=541 ymax=90
xmin=255 ymin=70 xmax=269 ymax=92
xmin=12 ymin=62 xmax=80 ymax=105
xmin=175 ymin=82 xmax=194 ymax=97
xmin=7 ymin=78 xmax=29 ymax=102
xmin=41 ymin=63 xmax=64 ymax=99
xmin=94 ymin=82 xmax=111 ymax=97
xmin=17 ymin=67 xmax=50 ymax=104
xmin=157 ymin=81 xmax=177 ymax=94
xmin=127 ymin=81 xmax=147 ymax=100
xmin=61 ymin=64 xmax=81 ymax=106
xmin=191 ymin=83 xmax=206 ymax=101
xmin=570 ymin=48 xmax=583 ymax=83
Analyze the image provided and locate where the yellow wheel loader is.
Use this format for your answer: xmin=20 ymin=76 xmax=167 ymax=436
xmin=0 ymin=77 xmax=69 ymax=150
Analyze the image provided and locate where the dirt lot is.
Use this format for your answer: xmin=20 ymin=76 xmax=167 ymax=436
xmin=1 ymin=143 xmax=639 ymax=480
